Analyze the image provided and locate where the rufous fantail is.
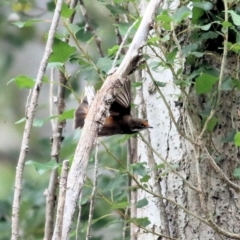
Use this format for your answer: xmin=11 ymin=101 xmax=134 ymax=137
xmin=74 ymin=80 xmax=152 ymax=136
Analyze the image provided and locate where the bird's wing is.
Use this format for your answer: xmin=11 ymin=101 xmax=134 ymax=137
xmin=74 ymin=98 xmax=88 ymax=129
xmin=110 ymin=79 xmax=131 ymax=116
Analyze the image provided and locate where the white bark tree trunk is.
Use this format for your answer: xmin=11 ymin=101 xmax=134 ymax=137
xmin=133 ymin=0 xmax=240 ymax=239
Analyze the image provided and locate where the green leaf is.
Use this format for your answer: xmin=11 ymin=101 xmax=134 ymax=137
xmin=9 ymin=75 xmax=35 ymax=89
xmin=68 ymin=23 xmax=81 ymax=35
xmin=76 ymin=28 xmax=93 ymax=42
xmin=49 ymin=38 xmax=76 ymax=63
xmin=108 ymin=45 xmax=119 ymax=57
xmin=203 ymin=116 xmax=218 ymax=132
xmin=233 ymin=168 xmax=240 ymax=179
xmin=12 ymin=19 xmax=42 ymax=28
xmin=227 ymin=42 xmax=240 ymax=54
xmin=155 ymin=81 xmax=167 ymax=87
xmin=131 ymin=217 xmax=151 ymax=227
xmin=195 ymin=73 xmax=218 ymax=94
xmin=33 ymin=118 xmax=45 ymax=127
xmin=228 ymin=10 xmax=240 ymax=26
xmin=61 ymin=2 xmax=75 ymax=18
xmin=59 ymin=109 xmax=75 ymax=121
xmin=15 ymin=118 xmax=26 ymax=124
xmin=173 ymin=6 xmax=191 ymax=23
xmin=132 ymin=82 xmax=142 ymax=88
xmin=25 ymin=160 xmax=60 ymax=175
xmin=192 ymin=2 xmax=213 ymax=11
xmin=105 ymin=4 xmax=126 ymax=15
xmin=222 ymin=129 xmax=236 ymax=143
xmin=118 ymin=134 xmax=136 ymax=144
xmin=136 ymin=198 xmax=148 ymax=208
xmin=111 ymin=202 xmax=129 ymax=209
xmin=234 ymin=132 xmax=240 ymax=146
xmin=130 ymin=162 xmax=149 ymax=176
xmin=221 ymin=77 xmax=234 ymax=91
xmin=157 ymin=10 xmax=172 ymax=30
xmin=140 ymin=175 xmax=150 ymax=182
xmin=96 ymin=57 xmax=113 ymax=73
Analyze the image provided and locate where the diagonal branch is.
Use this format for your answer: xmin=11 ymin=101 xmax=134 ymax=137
xmin=61 ymin=0 xmax=162 ymax=238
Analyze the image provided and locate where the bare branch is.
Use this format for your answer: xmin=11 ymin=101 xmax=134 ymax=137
xmin=52 ymin=160 xmax=69 ymax=240
xmin=61 ymin=0 xmax=162 ymax=237
xmin=79 ymin=0 xmax=104 ymax=57
xmin=86 ymin=141 xmax=99 ymax=240
xmin=11 ymin=1 xmax=64 ymax=239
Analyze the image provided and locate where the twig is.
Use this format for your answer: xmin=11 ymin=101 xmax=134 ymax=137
xmin=203 ymin=147 xmax=240 ymax=192
xmin=11 ymin=1 xmax=64 ymax=239
xmin=138 ymin=133 xmax=200 ymax=193
xmin=86 ymin=141 xmax=99 ymax=240
xmin=61 ymin=1 xmax=162 ymax=238
xmin=79 ymin=0 xmax=104 ymax=57
xmin=52 ymin=160 xmax=69 ymax=240
xmin=199 ymin=0 xmax=229 ymax=139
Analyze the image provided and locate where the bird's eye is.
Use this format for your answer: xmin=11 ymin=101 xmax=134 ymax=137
xmin=140 ymin=123 xmax=145 ymax=128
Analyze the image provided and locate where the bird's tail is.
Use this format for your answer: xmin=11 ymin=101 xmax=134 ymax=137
xmin=73 ymin=86 xmax=95 ymax=129
xmin=74 ymin=98 xmax=88 ymax=129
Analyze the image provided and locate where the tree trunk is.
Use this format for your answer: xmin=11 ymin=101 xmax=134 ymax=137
xmin=133 ymin=1 xmax=240 ymax=239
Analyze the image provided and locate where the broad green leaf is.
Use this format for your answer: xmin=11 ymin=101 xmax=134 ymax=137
xmin=192 ymin=6 xmax=205 ymax=24
xmin=118 ymin=134 xmax=136 ymax=144
xmin=195 ymin=73 xmax=218 ymax=94
xmin=192 ymin=2 xmax=213 ymax=11
xmin=173 ymin=6 xmax=191 ymax=23
xmin=105 ymin=4 xmax=126 ymax=15
xmin=61 ymin=2 xmax=75 ymax=18
xmin=233 ymin=168 xmax=240 ymax=179
xmin=76 ymin=28 xmax=93 ymax=42
xmin=136 ymin=198 xmax=148 ymax=208
xmin=68 ymin=23 xmax=81 ymax=35
xmin=130 ymin=162 xmax=149 ymax=176
xmin=106 ymin=175 xmax=126 ymax=191
xmin=222 ymin=129 xmax=236 ymax=143
xmin=182 ymin=43 xmax=198 ymax=56
xmin=33 ymin=118 xmax=45 ymax=127
xmin=157 ymin=10 xmax=172 ymax=30
xmin=9 ymin=75 xmax=35 ymax=89
xmin=25 ymin=160 xmax=60 ymax=175
xmin=59 ymin=109 xmax=75 ymax=121
xmin=12 ymin=19 xmax=42 ymax=28
xmin=227 ymin=42 xmax=240 ymax=54
xmin=49 ymin=38 xmax=76 ymax=63
xmin=132 ymin=82 xmax=142 ymax=88
xmin=108 ymin=45 xmax=119 ymax=57
xmin=114 ymin=22 xmax=135 ymax=36
xmin=96 ymin=57 xmax=113 ymax=73
xmin=204 ymin=116 xmax=218 ymax=132
xmin=155 ymin=81 xmax=167 ymax=87
xmin=140 ymin=175 xmax=150 ymax=182
xmin=111 ymin=202 xmax=129 ymax=209
xmin=228 ymin=10 xmax=240 ymax=26
xmin=221 ymin=77 xmax=234 ymax=91
xmin=234 ymin=132 xmax=240 ymax=146
xmin=131 ymin=217 xmax=151 ymax=227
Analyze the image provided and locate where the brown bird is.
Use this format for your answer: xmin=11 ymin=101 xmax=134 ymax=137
xmin=74 ymin=80 xmax=152 ymax=136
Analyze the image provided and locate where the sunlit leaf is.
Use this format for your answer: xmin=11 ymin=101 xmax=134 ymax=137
xmin=25 ymin=160 xmax=60 ymax=175
xmin=49 ymin=38 xmax=76 ymax=63
xmin=12 ymin=19 xmax=42 ymax=28
xmin=192 ymin=2 xmax=213 ymax=11
xmin=9 ymin=75 xmax=35 ymax=89
xmin=195 ymin=73 xmax=218 ymax=94
xmin=111 ymin=202 xmax=129 ymax=209
xmin=228 ymin=10 xmax=240 ymax=26
xmin=234 ymin=132 xmax=240 ymax=146
xmin=136 ymin=198 xmax=148 ymax=208
xmin=59 ymin=109 xmax=75 ymax=121
xmin=61 ymin=2 xmax=75 ymax=18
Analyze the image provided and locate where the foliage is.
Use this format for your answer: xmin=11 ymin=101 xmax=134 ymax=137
xmin=2 ymin=0 xmax=240 ymax=239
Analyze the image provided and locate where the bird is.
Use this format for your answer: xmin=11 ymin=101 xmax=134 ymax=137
xmin=74 ymin=79 xmax=152 ymax=136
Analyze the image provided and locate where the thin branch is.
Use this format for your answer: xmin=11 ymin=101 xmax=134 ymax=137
xmin=52 ymin=160 xmax=69 ymax=240
xmin=199 ymin=0 xmax=229 ymax=139
xmin=203 ymin=147 xmax=240 ymax=192
xmin=79 ymin=0 xmax=104 ymax=57
xmin=86 ymin=141 xmax=99 ymax=240
xmin=61 ymin=1 xmax=162 ymax=237
xmin=11 ymin=1 xmax=64 ymax=239
xmin=138 ymin=133 xmax=200 ymax=192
